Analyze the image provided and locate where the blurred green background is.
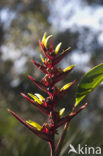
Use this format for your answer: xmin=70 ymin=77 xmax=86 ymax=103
xmin=0 ymin=0 xmax=103 ymax=155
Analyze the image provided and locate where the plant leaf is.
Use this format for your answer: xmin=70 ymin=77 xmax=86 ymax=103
xmin=75 ymin=63 xmax=103 ymax=107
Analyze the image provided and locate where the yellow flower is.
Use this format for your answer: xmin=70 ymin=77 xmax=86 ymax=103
xmin=42 ymin=32 xmax=52 ymax=48
xmin=55 ymin=42 xmax=62 ymax=55
xmin=35 ymin=93 xmax=45 ymax=101
xmin=59 ymin=108 xmax=65 ymax=116
xmin=28 ymin=93 xmax=42 ymax=104
xmin=60 ymin=82 xmax=73 ymax=91
xmin=26 ymin=120 xmax=42 ymax=131
xmin=40 ymin=54 xmax=45 ymax=63
xmin=63 ymin=64 xmax=76 ymax=72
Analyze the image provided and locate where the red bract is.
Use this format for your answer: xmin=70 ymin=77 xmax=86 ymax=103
xmin=8 ymin=33 xmax=87 ymax=156
xmin=32 ymin=60 xmax=47 ymax=74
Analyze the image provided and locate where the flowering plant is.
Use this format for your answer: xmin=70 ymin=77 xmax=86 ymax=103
xmin=8 ymin=33 xmax=103 ymax=156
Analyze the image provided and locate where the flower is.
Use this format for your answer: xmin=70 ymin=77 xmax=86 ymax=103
xmin=8 ymin=32 xmax=87 ymax=156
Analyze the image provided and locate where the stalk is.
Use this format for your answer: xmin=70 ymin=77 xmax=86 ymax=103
xmin=55 ymin=122 xmax=69 ymax=156
xmin=49 ymin=138 xmax=55 ymax=156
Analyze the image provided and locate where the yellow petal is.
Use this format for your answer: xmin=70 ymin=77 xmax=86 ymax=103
xmin=42 ymin=32 xmax=47 ymax=46
xmin=28 ymin=93 xmax=42 ymax=104
xmin=55 ymin=42 xmax=62 ymax=55
xmin=40 ymin=54 xmax=45 ymax=63
xmin=63 ymin=64 xmax=76 ymax=72
xmin=59 ymin=108 xmax=65 ymax=117
xmin=26 ymin=120 xmax=42 ymax=131
xmin=60 ymin=82 xmax=73 ymax=91
xmin=35 ymin=93 xmax=45 ymax=101
xmin=44 ymin=35 xmax=53 ymax=48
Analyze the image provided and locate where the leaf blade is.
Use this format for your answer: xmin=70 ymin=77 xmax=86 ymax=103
xmin=75 ymin=63 xmax=103 ymax=107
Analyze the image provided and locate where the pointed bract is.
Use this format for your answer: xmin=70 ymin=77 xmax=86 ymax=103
xmin=55 ymin=103 xmax=88 ymax=128
xmin=8 ymin=109 xmax=50 ymax=141
xmin=39 ymin=40 xmax=53 ymax=60
xmin=53 ymin=47 xmax=71 ymax=66
xmin=32 ymin=60 xmax=47 ymax=74
xmin=52 ymin=67 xmax=74 ymax=85
xmin=28 ymin=75 xmax=48 ymax=94
xmin=20 ymin=93 xmax=49 ymax=114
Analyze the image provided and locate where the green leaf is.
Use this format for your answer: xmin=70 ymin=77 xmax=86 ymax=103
xmin=75 ymin=63 xmax=103 ymax=107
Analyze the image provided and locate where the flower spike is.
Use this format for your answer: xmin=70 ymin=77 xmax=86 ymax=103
xmin=9 ymin=33 xmax=88 ymax=155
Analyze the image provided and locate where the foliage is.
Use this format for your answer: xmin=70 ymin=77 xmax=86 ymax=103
xmin=75 ymin=63 xmax=103 ymax=107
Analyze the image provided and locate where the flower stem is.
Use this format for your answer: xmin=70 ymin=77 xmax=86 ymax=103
xmin=49 ymin=138 xmax=55 ymax=156
xmin=55 ymin=122 xmax=70 ymax=156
